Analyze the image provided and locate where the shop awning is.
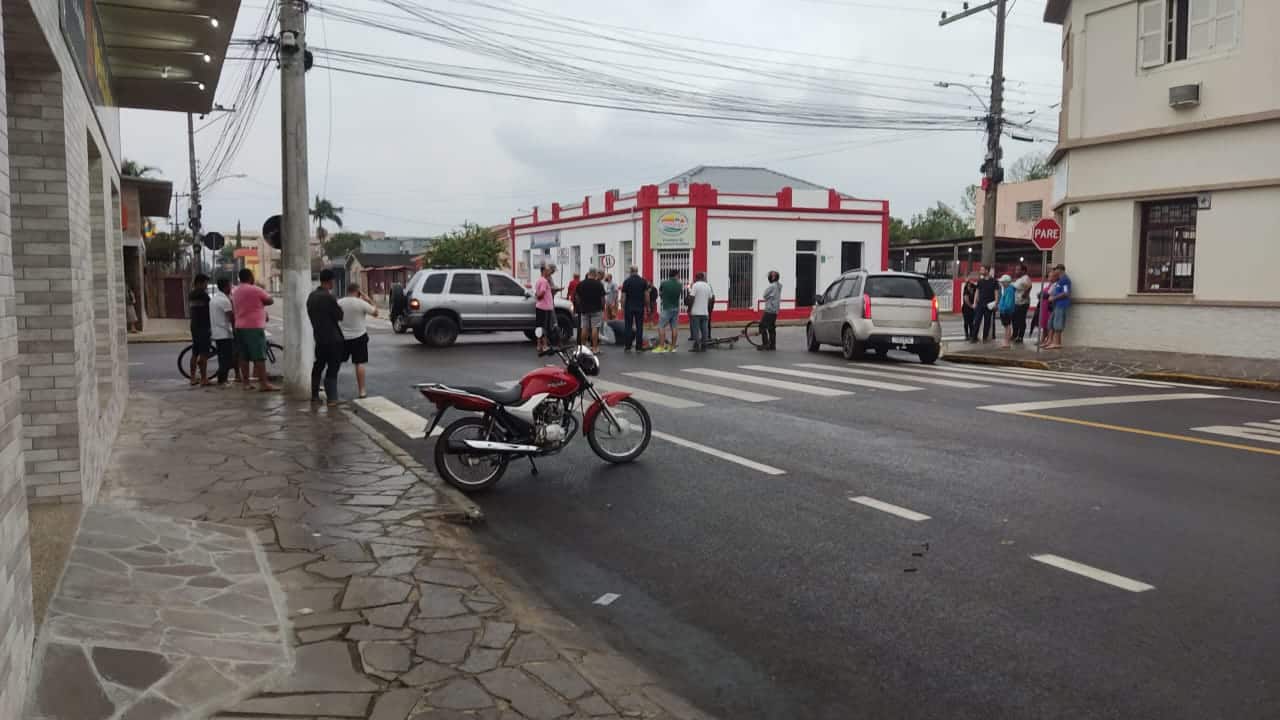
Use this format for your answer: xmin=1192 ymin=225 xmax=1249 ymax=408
xmin=122 ymin=176 xmax=174 ymax=217
xmin=94 ymin=0 xmax=242 ymax=113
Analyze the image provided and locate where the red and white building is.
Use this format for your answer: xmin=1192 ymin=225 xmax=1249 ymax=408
xmin=509 ymin=166 xmax=889 ymax=322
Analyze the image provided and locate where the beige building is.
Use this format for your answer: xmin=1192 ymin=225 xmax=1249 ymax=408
xmin=975 ymin=178 xmax=1055 ymax=245
xmin=1044 ymin=0 xmax=1279 ymax=358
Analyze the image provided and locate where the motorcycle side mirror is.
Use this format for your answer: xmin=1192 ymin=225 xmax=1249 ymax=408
xmin=534 ymin=326 xmax=544 ymax=339
xmin=815 ymin=294 xmax=825 ymax=305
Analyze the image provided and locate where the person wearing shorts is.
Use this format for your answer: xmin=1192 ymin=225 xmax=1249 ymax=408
xmin=188 ymin=274 xmax=212 ymax=386
xmin=574 ymin=269 xmax=606 ymax=353
xmin=533 ymin=264 xmax=557 ymax=351
xmin=1045 ymin=265 xmax=1072 ymax=350
xmin=656 ymin=269 xmax=683 ymax=353
xmin=338 ymin=282 xmax=379 ymax=399
xmin=231 ymin=268 xmax=277 ymax=391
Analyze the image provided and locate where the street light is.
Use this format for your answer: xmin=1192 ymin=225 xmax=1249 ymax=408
xmin=935 ymin=81 xmax=989 ymax=111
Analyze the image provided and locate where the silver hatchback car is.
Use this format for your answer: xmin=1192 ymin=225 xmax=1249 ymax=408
xmin=805 ymin=270 xmax=942 ymax=364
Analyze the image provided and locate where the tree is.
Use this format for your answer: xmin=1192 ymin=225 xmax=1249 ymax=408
xmin=121 ymin=159 xmax=160 ymax=178
xmin=219 ymin=243 xmax=235 ymax=263
xmin=324 ymin=231 xmax=365 ymax=260
xmin=889 ymin=203 xmax=971 ymax=246
xmin=309 ymin=196 xmax=344 ymax=243
xmin=146 ymin=231 xmax=191 ymax=264
xmin=1008 ymin=152 xmax=1054 ymax=182
xmin=959 ymin=184 xmax=979 ymax=228
xmin=422 ymin=223 xmax=504 ymax=269
xmin=888 ymin=216 xmax=911 ymax=246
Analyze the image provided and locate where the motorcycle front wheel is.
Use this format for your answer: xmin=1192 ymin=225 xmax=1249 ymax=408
xmin=587 ymin=398 xmax=652 ymax=464
xmin=434 ymin=417 xmax=510 ymax=493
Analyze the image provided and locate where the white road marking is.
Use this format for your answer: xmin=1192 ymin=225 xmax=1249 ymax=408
xmin=979 ymin=393 xmax=1220 ymax=414
xmin=795 ymin=363 xmax=988 ymax=390
xmin=885 ymin=363 xmax=1052 ymax=388
xmin=849 ymin=496 xmax=931 ymax=522
xmin=935 ymin=364 xmax=1114 ymax=387
xmin=128 ymin=362 xmax=145 ymax=366
xmin=1029 ymin=554 xmax=1155 ymax=593
xmin=682 ymin=368 xmax=851 ymax=397
xmin=739 ymin=365 xmax=921 ymax=392
xmin=593 ymin=381 xmax=704 ymax=409
xmin=652 ymin=430 xmax=786 ymax=475
xmin=623 ymin=372 xmax=779 ymax=402
xmin=353 ymin=396 xmax=441 ymax=439
xmin=990 ymin=365 xmax=1190 ymax=389
xmin=593 ymin=593 xmax=621 ymax=606
xmin=1191 ymin=421 xmax=1280 ymax=444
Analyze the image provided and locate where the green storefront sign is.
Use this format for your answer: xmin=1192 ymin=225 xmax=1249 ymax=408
xmin=650 ymin=208 xmax=694 ymax=250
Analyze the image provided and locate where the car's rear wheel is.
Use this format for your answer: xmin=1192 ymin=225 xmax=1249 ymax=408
xmin=424 ymin=316 xmax=459 ymax=348
xmin=917 ymin=346 xmax=940 ymax=365
xmin=524 ymin=329 xmax=538 ymax=342
xmin=841 ymin=326 xmax=863 ymax=360
xmin=392 ymin=315 xmax=409 ymax=334
xmin=554 ymin=312 xmax=575 ymax=345
xmin=806 ymin=324 xmax=820 ymax=352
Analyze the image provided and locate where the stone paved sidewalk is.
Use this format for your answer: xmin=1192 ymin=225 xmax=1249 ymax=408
xmin=942 ymin=341 xmax=1280 ymax=389
xmin=60 ymin=380 xmax=713 ymax=720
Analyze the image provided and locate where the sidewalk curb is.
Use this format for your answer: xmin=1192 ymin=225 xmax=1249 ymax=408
xmin=342 ymin=408 xmax=486 ymax=524
xmin=941 ymin=352 xmax=1051 ymax=371
xmin=1133 ymin=371 xmax=1280 ymax=393
xmin=127 ymin=334 xmax=189 ymax=344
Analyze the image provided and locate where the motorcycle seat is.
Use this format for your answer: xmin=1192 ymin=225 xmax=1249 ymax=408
xmin=454 ymin=384 xmax=524 ymax=405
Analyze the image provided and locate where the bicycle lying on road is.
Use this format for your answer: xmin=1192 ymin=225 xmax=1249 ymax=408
xmin=178 ymin=340 xmax=284 ymax=381
xmin=696 ymin=319 xmax=764 ymax=350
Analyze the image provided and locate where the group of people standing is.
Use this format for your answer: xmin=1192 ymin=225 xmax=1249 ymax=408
xmin=187 ymin=268 xmax=279 ymax=391
xmin=307 ymin=269 xmax=380 ymax=406
xmin=962 ymin=263 xmax=1072 ymax=349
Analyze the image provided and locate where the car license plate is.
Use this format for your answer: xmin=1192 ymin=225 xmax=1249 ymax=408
xmin=891 ymin=336 xmax=914 ymax=345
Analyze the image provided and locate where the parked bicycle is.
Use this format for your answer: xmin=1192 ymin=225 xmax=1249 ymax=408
xmin=178 ymin=340 xmax=283 ymax=381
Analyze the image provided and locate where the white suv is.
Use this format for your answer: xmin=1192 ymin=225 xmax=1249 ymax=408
xmin=805 ymin=270 xmax=942 ymax=364
xmin=403 ymin=269 xmax=573 ymax=347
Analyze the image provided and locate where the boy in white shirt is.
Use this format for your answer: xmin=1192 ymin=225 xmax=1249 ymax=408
xmin=209 ymin=277 xmax=237 ymax=385
xmin=338 ymin=283 xmax=379 ymax=398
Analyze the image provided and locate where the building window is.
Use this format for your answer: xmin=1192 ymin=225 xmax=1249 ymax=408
xmin=1140 ymin=0 xmax=1238 ymax=69
xmin=1015 ymin=200 xmax=1043 ymax=222
xmin=1138 ymin=198 xmax=1196 ymax=293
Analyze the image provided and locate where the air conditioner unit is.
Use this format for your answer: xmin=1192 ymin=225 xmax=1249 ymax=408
xmin=1169 ymin=83 xmax=1201 ymax=108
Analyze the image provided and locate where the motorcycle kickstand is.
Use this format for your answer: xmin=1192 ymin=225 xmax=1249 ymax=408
xmin=526 ymin=457 xmax=539 ymax=476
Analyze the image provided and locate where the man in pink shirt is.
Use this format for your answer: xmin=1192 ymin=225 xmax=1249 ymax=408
xmin=231 ymin=268 xmax=278 ymax=391
xmin=533 ymin=264 xmax=558 ymax=352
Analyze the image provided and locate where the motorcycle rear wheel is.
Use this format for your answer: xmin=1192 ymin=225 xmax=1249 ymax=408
xmin=587 ymin=398 xmax=652 ymax=464
xmin=434 ymin=417 xmax=510 ymax=493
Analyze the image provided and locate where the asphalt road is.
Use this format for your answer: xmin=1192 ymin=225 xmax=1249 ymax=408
xmin=130 ymin=317 xmax=1280 ymax=720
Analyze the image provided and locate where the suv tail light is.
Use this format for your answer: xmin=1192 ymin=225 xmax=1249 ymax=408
xmin=862 ymin=293 xmax=872 ymax=319
xmin=409 ymin=298 xmax=421 ymax=310
xmin=931 ymin=296 xmax=939 ymax=321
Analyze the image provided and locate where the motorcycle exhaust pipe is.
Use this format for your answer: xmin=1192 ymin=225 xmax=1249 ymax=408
xmin=459 ymin=439 xmax=540 ymax=454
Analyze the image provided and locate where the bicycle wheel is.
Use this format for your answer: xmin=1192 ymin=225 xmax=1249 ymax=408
xmin=264 ymin=343 xmax=284 ymax=379
xmin=741 ymin=321 xmax=763 ymax=348
xmin=177 ymin=345 xmax=193 ymax=380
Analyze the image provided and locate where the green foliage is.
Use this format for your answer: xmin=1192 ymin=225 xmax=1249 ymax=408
xmin=1009 ymin=152 xmax=1054 ymax=182
xmin=121 ymin=159 xmax=159 ymax=178
xmin=310 ymin=196 xmax=344 ymax=243
xmin=422 ymin=223 xmax=504 ymax=269
xmin=959 ymin=184 xmax=979 ymax=227
xmin=219 ymin=243 xmax=235 ymax=262
xmin=146 ymin=231 xmax=192 ymax=263
xmin=889 ymin=203 xmax=971 ymax=246
xmin=324 ymin=231 xmax=365 ymax=260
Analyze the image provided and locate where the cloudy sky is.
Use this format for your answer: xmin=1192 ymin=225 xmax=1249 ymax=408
xmin=121 ymin=0 xmax=1063 ymax=237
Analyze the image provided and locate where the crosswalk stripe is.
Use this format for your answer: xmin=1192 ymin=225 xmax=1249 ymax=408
xmin=989 ymin=365 xmax=1190 ymax=389
xmin=738 ymin=365 xmax=921 ymax=392
xmin=876 ymin=362 xmax=1052 ymax=387
xmin=354 ymin=396 xmax=441 ymax=439
xmin=593 ymin=380 xmax=705 ymax=409
xmin=623 ymin=372 xmax=779 ymax=402
xmin=932 ymin=363 xmax=1114 ymax=387
xmin=683 ymin=368 xmax=852 ymax=397
xmin=793 ymin=363 xmax=988 ymax=389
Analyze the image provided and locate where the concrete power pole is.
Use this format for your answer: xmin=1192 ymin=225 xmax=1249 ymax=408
xmin=279 ymin=0 xmax=312 ymax=398
xmin=940 ymin=0 xmax=1007 ymax=268
xmin=186 ymin=112 xmax=202 ymax=276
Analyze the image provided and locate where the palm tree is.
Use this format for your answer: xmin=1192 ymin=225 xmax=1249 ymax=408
xmin=309 ymin=196 xmax=344 ymax=244
xmin=121 ymin=158 xmax=160 ymax=178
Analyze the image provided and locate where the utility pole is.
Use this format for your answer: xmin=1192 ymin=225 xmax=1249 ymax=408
xmin=279 ymin=0 xmax=312 ymax=398
xmin=186 ymin=112 xmax=202 ymax=276
xmin=940 ymin=0 xmax=1007 ymax=268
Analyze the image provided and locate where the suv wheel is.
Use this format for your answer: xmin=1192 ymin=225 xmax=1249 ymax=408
xmin=554 ymin=312 xmax=575 ymax=345
xmin=840 ymin=326 xmax=862 ymax=361
xmin=806 ymin=324 xmax=820 ymax=352
xmin=392 ymin=315 xmax=409 ymax=334
xmin=425 ymin=316 xmax=460 ymax=348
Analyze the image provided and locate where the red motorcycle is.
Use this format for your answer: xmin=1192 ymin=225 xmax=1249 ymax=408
xmin=416 ymin=345 xmax=652 ymax=492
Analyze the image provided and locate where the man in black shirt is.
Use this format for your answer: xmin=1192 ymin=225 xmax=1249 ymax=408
xmin=974 ymin=265 xmax=999 ymax=342
xmin=620 ymin=266 xmax=650 ymax=352
xmin=574 ymin=269 xmax=607 ymax=352
xmin=188 ymin=274 xmax=212 ymax=386
xmin=307 ymin=269 xmax=345 ymax=405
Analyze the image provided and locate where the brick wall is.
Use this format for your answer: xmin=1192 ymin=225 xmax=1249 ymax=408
xmin=0 ymin=6 xmax=32 ymax=720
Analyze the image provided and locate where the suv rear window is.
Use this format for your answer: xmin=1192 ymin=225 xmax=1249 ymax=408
xmin=865 ymin=276 xmax=933 ymax=299
xmin=421 ymin=273 xmax=447 ymax=294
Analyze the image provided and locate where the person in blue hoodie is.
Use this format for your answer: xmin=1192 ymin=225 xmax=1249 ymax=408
xmin=997 ymin=274 xmax=1017 ymax=349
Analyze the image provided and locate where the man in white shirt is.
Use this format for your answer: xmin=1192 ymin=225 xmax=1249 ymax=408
xmin=209 ymin=277 xmax=237 ymax=385
xmin=338 ymin=283 xmax=379 ymax=398
xmin=687 ymin=272 xmax=713 ymax=352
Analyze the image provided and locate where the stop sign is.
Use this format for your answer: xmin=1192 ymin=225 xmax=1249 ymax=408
xmin=1032 ymin=218 xmax=1062 ymax=251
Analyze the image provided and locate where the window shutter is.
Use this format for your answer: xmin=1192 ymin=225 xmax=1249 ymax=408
xmin=1138 ymin=0 xmax=1167 ymax=68
xmin=1188 ymin=0 xmax=1216 ymax=58
xmin=1213 ymin=0 xmax=1239 ymax=52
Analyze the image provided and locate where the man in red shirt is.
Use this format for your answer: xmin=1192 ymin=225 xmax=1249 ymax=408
xmin=231 ymin=268 xmax=278 ymax=391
